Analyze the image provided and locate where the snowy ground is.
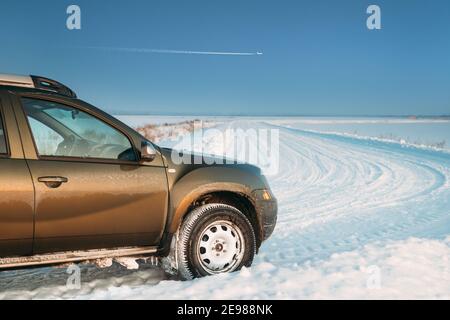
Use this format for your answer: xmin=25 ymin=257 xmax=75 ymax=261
xmin=0 ymin=118 xmax=449 ymax=299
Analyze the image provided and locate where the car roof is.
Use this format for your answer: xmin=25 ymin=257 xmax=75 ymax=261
xmin=0 ymin=74 xmax=34 ymax=88
xmin=0 ymin=74 xmax=77 ymax=98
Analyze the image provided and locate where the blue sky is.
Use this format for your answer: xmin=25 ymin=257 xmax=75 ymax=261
xmin=0 ymin=0 xmax=449 ymax=116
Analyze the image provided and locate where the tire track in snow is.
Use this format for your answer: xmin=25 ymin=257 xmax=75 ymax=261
xmin=207 ymin=120 xmax=450 ymax=267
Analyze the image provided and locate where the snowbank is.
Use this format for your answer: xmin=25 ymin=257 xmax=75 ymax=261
xmin=2 ymin=237 xmax=447 ymax=300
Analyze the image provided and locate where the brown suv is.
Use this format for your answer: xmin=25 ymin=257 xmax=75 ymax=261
xmin=0 ymin=74 xmax=277 ymax=279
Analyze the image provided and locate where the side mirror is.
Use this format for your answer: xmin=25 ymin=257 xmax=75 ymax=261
xmin=140 ymin=141 xmax=157 ymax=162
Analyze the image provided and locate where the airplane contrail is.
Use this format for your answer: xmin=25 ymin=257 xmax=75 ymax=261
xmin=84 ymin=46 xmax=263 ymax=56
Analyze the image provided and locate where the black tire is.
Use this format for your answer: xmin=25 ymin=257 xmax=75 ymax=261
xmin=175 ymin=204 xmax=256 ymax=280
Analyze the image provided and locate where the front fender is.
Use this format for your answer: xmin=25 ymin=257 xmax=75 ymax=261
xmin=167 ymin=166 xmax=266 ymax=234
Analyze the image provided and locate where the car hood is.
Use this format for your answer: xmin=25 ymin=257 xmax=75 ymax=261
xmin=159 ymin=147 xmax=262 ymax=176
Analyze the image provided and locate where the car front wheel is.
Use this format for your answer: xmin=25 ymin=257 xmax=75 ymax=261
xmin=172 ymin=203 xmax=256 ymax=280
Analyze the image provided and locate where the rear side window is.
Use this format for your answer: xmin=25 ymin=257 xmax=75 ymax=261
xmin=0 ymin=111 xmax=7 ymax=154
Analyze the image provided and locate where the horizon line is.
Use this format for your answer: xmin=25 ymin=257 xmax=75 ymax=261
xmin=112 ymin=113 xmax=450 ymax=118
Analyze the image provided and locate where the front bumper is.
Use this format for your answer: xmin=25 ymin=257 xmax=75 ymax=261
xmin=253 ymin=189 xmax=278 ymax=241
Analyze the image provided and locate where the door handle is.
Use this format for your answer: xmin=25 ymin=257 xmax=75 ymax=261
xmin=38 ymin=176 xmax=68 ymax=189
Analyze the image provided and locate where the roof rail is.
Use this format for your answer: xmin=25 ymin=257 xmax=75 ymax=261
xmin=31 ymin=75 xmax=77 ymax=98
xmin=0 ymin=74 xmax=77 ymax=98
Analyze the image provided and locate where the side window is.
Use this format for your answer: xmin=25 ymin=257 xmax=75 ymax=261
xmin=0 ymin=111 xmax=7 ymax=154
xmin=28 ymin=118 xmax=64 ymax=156
xmin=21 ymin=98 xmax=136 ymax=161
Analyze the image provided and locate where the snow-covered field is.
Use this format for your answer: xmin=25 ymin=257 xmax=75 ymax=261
xmin=119 ymin=116 xmax=450 ymax=152
xmin=0 ymin=117 xmax=449 ymax=299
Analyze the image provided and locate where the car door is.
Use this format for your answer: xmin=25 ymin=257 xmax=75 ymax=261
xmin=12 ymin=95 xmax=168 ymax=254
xmin=0 ymin=92 xmax=34 ymax=257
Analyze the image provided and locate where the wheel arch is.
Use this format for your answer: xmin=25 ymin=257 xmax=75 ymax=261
xmin=186 ymin=191 xmax=262 ymax=247
xmin=168 ymin=185 xmax=262 ymax=250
